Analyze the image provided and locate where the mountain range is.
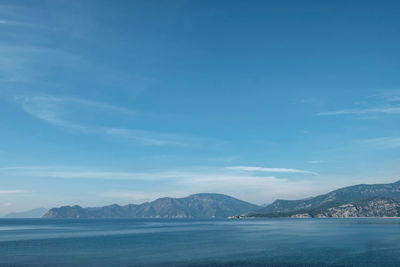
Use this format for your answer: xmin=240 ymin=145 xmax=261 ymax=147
xmin=247 ymin=180 xmax=400 ymax=218
xmin=42 ymin=180 xmax=400 ymax=219
xmin=43 ymin=193 xmax=259 ymax=219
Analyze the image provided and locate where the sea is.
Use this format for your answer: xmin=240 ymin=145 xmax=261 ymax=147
xmin=0 ymin=218 xmax=400 ymax=266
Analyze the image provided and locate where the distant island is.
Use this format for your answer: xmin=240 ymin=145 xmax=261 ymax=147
xmin=42 ymin=180 xmax=400 ymax=219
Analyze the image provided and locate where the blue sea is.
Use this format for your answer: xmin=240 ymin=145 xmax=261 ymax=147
xmin=1 ymin=218 xmax=400 ymax=266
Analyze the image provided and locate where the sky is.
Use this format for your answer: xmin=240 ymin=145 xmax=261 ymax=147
xmin=0 ymin=0 xmax=400 ymax=215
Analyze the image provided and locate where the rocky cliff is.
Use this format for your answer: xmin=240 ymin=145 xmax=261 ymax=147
xmin=314 ymin=198 xmax=400 ymax=218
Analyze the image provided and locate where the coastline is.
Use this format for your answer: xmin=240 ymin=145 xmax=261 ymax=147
xmin=228 ymin=216 xmax=400 ymax=219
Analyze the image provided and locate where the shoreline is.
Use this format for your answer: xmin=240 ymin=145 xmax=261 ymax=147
xmin=229 ymin=216 xmax=400 ymax=219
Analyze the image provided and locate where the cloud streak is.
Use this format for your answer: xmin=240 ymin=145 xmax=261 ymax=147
xmin=17 ymin=96 xmax=136 ymax=123
xmin=317 ymin=106 xmax=400 ymax=116
xmin=360 ymin=136 xmax=400 ymax=149
xmin=307 ymin=160 xmax=324 ymax=164
xmin=371 ymin=90 xmax=400 ymax=102
xmin=0 ymin=166 xmax=318 ymax=180
xmin=0 ymin=190 xmax=27 ymax=195
xmin=98 ymin=190 xmax=190 ymax=203
xmin=0 ymin=166 xmax=355 ymax=204
xmin=226 ymin=166 xmax=318 ymax=175
xmin=16 ymin=95 xmax=202 ymax=146
xmin=105 ymin=128 xmax=187 ymax=146
xmin=0 ymin=166 xmax=309 ymax=203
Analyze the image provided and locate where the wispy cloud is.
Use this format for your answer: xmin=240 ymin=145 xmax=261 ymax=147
xmin=0 ymin=166 xmax=48 ymax=171
xmin=0 ymin=190 xmax=27 ymax=195
xmin=0 ymin=44 xmax=80 ymax=82
xmin=307 ymin=160 xmax=324 ymax=164
xmin=0 ymin=166 xmax=177 ymax=180
xmin=370 ymin=90 xmax=400 ymax=102
xmin=105 ymin=128 xmax=186 ymax=146
xmin=5 ymin=165 xmax=381 ymax=204
xmin=360 ymin=136 xmax=400 ymax=149
xmin=17 ymin=96 xmax=84 ymax=130
xmin=0 ymin=20 xmax=35 ymax=27
xmin=17 ymin=96 xmax=136 ymax=123
xmin=386 ymin=96 xmax=400 ymax=102
xmin=317 ymin=106 xmax=400 ymax=116
xmin=318 ymin=90 xmax=400 ymax=117
xmin=94 ymin=173 xmax=339 ymax=205
xmin=0 ymin=165 xmax=324 ymax=203
xmin=98 ymin=190 xmax=190 ymax=203
xmin=0 ymin=166 xmax=291 ymax=181
xmin=226 ymin=166 xmax=318 ymax=175
xmin=96 ymin=174 xmax=314 ymax=204
xmin=16 ymin=95 xmax=201 ymax=146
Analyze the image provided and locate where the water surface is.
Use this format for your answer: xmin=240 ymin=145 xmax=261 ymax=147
xmin=1 ymin=218 xmax=399 ymax=266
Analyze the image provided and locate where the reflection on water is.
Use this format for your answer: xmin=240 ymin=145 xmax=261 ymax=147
xmin=0 ymin=218 xmax=400 ymax=266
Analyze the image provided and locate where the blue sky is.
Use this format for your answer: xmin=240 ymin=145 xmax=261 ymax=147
xmin=1 ymin=0 xmax=400 ymax=214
